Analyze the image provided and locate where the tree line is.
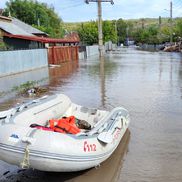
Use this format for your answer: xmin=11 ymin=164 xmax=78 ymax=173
xmin=75 ymin=18 xmax=182 ymax=45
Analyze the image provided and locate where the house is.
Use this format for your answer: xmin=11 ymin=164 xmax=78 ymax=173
xmin=0 ymin=15 xmax=79 ymax=50
xmin=0 ymin=15 xmax=44 ymax=37
xmin=0 ymin=15 xmax=80 ymax=66
xmin=4 ymin=34 xmax=80 ymax=49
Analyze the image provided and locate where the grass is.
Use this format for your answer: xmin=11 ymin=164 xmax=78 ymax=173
xmin=11 ymin=78 xmax=48 ymax=96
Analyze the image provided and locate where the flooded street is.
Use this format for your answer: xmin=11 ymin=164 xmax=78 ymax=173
xmin=0 ymin=48 xmax=182 ymax=182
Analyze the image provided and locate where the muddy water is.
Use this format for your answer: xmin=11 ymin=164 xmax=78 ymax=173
xmin=0 ymin=48 xmax=182 ymax=182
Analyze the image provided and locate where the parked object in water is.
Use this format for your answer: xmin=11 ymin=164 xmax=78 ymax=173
xmin=163 ymin=43 xmax=182 ymax=52
xmin=0 ymin=94 xmax=130 ymax=172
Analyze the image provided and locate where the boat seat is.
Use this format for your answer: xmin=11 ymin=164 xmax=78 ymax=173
xmin=80 ymin=107 xmax=97 ymax=115
xmin=93 ymin=117 xmax=98 ymax=124
xmin=80 ymin=107 xmax=88 ymax=113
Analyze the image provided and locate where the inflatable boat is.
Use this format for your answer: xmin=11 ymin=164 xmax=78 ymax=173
xmin=0 ymin=94 xmax=130 ymax=172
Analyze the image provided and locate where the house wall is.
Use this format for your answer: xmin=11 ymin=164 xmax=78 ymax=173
xmin=79 ymin=44 xmax=118 ymax=60
xmin=0 ymin=29 xmax=4 ymax=37
xmin=3 ymin=37 xmax=44 ymax=50
xmin=0 ymin=49 xmax=48 ymax=77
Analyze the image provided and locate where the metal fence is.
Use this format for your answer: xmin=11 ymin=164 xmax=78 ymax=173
xmin=0 ymin=49 xmax=48 ymax=77
xmin=48 ymin=46 xmax=79 ymax=65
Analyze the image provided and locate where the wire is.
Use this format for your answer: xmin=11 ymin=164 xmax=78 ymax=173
xmin=60 ymin=3 xmax=84 ymax=10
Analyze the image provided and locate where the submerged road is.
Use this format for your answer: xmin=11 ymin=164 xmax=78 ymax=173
xmin=0 ymin=47 xmax=182 ymax=182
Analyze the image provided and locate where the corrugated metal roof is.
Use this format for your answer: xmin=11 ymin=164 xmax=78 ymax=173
xmin=0 ymin=21 xmax=32 ymax=35
xmin=12 ymin=18 xmax=48 ymax=36
xmin=4 ymin=34 xmax=79 ymax=43
xmin=0 ymin=16 xmax=80 ymax=44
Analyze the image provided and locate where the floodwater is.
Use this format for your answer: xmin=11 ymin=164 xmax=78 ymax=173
xmin=0 ymin=47 xmax=182 ymax=182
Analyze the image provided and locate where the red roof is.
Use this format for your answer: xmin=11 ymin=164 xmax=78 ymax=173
xmin=4 ymin=34 xmax=79 ymax=44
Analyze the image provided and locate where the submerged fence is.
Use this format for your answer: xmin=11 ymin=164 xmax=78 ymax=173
xmin=48 ymin=46 xmax=79 ymax=65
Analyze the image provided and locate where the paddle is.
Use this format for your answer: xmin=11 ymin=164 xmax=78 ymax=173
xmin=97 ymin=130 xmax=113 ymax=144
xmin=97 ymin=111 xmax=122 ymax=144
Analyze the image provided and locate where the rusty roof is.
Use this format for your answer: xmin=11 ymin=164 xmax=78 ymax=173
xmin=4 ymin=34 xmax=80 ymax=43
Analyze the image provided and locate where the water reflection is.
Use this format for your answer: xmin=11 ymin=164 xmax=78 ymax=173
xmin=48 ymin=61 xmax=79 ymax=89
xmin=99 ymin=57 xmax=106 ymax=108
xmin=178 ymin=54 xmax=182 ymax=99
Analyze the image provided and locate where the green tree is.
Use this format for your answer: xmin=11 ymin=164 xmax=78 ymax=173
xmin=103 ymin=20 xmax=117 ymax=43
xmin=116 ymin=19 xmax=127 ymax=44
xmin=132 ymin=25 xmax=160 ymax=44
xmin=78 ymin=20 xmax=118 ymax=45
xmin=159 ymin=25 xmax=170 ymax=43
xmin=3 ymin=0 xmax=64 ymax=38
xmin=175 ymin=18 xmax=182 ymax=38
xmin=77 ymin=21 xmax=98 ymax=45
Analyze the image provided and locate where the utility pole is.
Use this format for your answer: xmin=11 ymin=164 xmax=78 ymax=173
xmin=115 ymin=20 xmax=118 ymax=46
xmin=85 ymin=0 xmax=114 ymax=57
xmin=159 ymin=16 xmax=161 ymax=28
xmin=98 ymin=0 xmax=103 ymax=57
xmin=141 ymin=18 xmax=145 ymax=29
xmin=170 ymin=1 xmax=173 ymax=44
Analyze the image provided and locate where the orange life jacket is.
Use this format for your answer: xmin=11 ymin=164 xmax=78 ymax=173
xmin=49 ymin=116 xmax=80 ymax=134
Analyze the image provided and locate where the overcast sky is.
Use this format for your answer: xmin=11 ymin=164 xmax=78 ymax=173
xmin=0 ymin=0 xmax=182 ymax=22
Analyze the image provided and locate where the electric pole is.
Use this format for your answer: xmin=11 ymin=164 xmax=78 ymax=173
xmin=85 ymin=0 xmax=114 ymax=57
xmin=170 ymin=1 xmax=173 ymax=44
xmin=159 ymin=16 xmax=161 ymax=28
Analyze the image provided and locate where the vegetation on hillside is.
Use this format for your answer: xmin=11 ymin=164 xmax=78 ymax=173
xmin=65 ymin=17 xmax=182 ymax=45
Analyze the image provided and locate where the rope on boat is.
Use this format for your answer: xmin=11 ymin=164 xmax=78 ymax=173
xmin=20 ymin=129 xmax=38 ymax=169
xmin=20 ymin=144 xmax=30 ymax=169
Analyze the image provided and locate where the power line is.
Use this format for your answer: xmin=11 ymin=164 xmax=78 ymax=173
xmin=60 ymin=3 xmax=84 ymax=10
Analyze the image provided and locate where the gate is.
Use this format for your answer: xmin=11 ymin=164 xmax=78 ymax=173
xmin=48 ymin=46 xmax=79 ymax=65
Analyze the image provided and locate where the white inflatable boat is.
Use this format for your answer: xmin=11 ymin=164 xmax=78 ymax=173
xmin=0 ymin=94 xmax=130 ymax=172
